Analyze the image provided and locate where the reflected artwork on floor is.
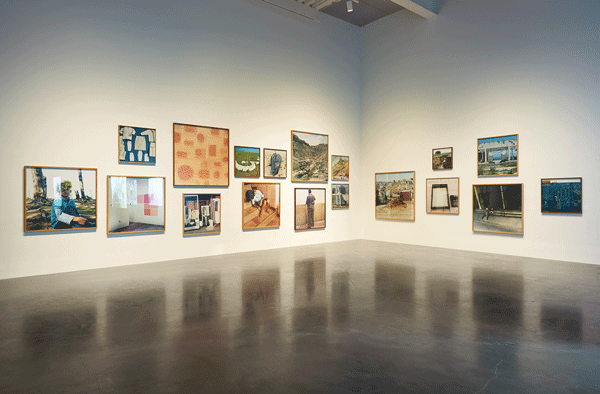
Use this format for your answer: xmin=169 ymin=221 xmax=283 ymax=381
xmin=426 ymin=177 xmax=459 ymax=214
xmin=295 ymin=188 xmax=326 ymax=230
xmin=473 ymin=183 xmax=523 ymax=235
xmin=242 ymin=182 xmax=281 ymax=230
xmin=24 ymin=166 xmax=97 ymax=232
xmin=183 ymin=194 xmax=221 ymax=236
xmin=107 ymin=176 xmax=165 ymax=234
xmin=375 ymin=171 xmax=415 ymax=220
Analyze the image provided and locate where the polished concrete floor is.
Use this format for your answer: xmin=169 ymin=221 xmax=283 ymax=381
xmin=1 ymin=240 xmax=599 ymax=393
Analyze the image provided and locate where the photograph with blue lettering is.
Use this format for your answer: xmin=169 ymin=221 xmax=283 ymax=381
xmin=477 ymin=134 xmax=518 ymax=176
xmin=24 ymin=166 xmax=97 ymax=232
xmin=541 ymin=178 xmax=582 ymax=214
xmin=263 ymin=148 xmax=287 ymax=178
xmin=119 ymin=125 xmax=156 ymax=164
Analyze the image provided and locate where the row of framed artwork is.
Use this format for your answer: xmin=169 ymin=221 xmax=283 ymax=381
xmin=376 ymin=171 xmax=582 ymax=235
xmin=232 ymin=146 xmax=350 ymax=182
xmin=431 ymin=134 xmax=519 ymax=176
xmin=120 ymin=124 xmax=349 ymax=184
xmin=25 ymin=165 xmax=580 ymax=237
xmin=118 ymin=123 xmax=349 ymax=186
xmin=23 ymin=166 xmax=349 ymax=234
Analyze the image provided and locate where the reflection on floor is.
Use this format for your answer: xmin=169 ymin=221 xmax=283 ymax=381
xmin=1 ymin=240 xmax=599 ymax=393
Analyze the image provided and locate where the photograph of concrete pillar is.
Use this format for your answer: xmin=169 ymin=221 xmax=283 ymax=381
xmin=24 ymin=166 xmax=97 ymax=232
xmin=477 ymin=134 xmax=518 ymax=176
xmin=473 ymin=184 xmax=523 ymax=235
xmin=242 ymin=182 xmax=281 ymax=229
xmin=295 ymin=188 xmax=326 ymax=230
xmin=426 ymin=177 xmax=459 ymax=214
xmin=107 ymin=176 xmax=165 ymax=234
xmin=375 ymin=171 xmax=415 ymax=220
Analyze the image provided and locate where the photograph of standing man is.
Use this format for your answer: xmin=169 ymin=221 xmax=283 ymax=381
xmin=306 ymin=189 xmax=316 ymax=229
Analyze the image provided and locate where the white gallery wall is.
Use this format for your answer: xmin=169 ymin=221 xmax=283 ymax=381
xmin=0 ymin=0 xmax=362 ymax=279
xmin=2 ymin=0 xmax=599 ymax=280
xmin=359 ymin=0 xmax=600 ymax=264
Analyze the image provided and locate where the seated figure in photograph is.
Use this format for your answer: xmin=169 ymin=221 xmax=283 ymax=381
xmin=251 ymin=186 xmax=269 ymax=216
xmin=51 ymin=181 xmax=94 ymax=229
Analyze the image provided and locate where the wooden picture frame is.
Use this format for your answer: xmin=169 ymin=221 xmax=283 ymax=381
xmin=295 ymin=188 xmax=326 ymax=230
xmin=107 ymin=176 xmax=166 ymax=235
xmin=477 ymin=134 xmax=518 ymax=176
xmin=331 ymin=184 xmax=349 ymax=209
xmin=541 ymin=178 xmax=582 ymax=214
xmin=242 ymin=182 xmax=281 ymax=230
xmin=173 ymin=123 xmax=229 ymax=186
xmin=183 ymin=194 xmax=221 ymax=236
xmin=472 ymin=183 xmax=523 ymax=235
xmin=24 ymin=166 xmax=98 ymax=233
xmin=263 ymin=148 xmax=287 ymax=178
xmin=234 ymin=146 xmax=260 ymax=177
xmin=331 ymin=155 xmax=349 ymax=181
xmin=118 ymin=125 xmax=156 ymax=164
xmin=432 ymin=147 xmax=452 ymax=170
xmin=291 ymin=130 xmax=329 ymax=182
xmin=375 ymin=171 xmax=415 ymax=220
xmin=426 ymin=177 xmax=459 ymax=214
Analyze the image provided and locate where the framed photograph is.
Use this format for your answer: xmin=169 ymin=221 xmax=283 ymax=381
xmin=432 ymin=147 xmax=452 ymax=170
xmin=234 ymin=146 xmax=260 ymax=177
xmin=173 ymin=123 xmax=229 ymax=186
xmin=426 ymin=177 xmax=459 ymax=214
xmin=183 ymin=194 xmax=221 ymax=236
xmin=473 ymin=183 xmax=523 ymax=235
xmin=541 ymin=178 xmax=582 ymax=214
xmin=331 ymin=155 xmax=349 ymax=181
xmin=477 ymin=134 xmax=518 ymax=176
xmin=24 ymin=166 xmax=97 ymax=232
xmin=291 ymin=130 xmax=328 ymax=182
xmin=119 ymin=125 xmax=156 ymax=164
xmin=107 ymin=176 xmax=165 ymax=234
xmin=331 ymin=184 xmax=349 ymax=209
xmin=295 ymin=188 xmax=326 ymax=230
xmin=242 ymin=182 xmax=281 ymax=229
xmin=375 ymin=171 xmax=415 ymax=220
xmin=263 ymin=148 xmax=287 ymax=178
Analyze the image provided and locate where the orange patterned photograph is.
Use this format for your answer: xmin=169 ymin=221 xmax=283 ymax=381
xmin=173 ymin=123 xmax=229 ymax=186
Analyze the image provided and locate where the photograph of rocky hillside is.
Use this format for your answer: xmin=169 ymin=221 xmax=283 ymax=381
xmin=292 ymin=131 xmax=328 ymax=182
xmin=331 ymin=155 xmax=349 ymax=181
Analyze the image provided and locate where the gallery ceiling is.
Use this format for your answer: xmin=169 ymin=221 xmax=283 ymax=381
xmin=292 ymin=0 xmax=405 ymax=27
